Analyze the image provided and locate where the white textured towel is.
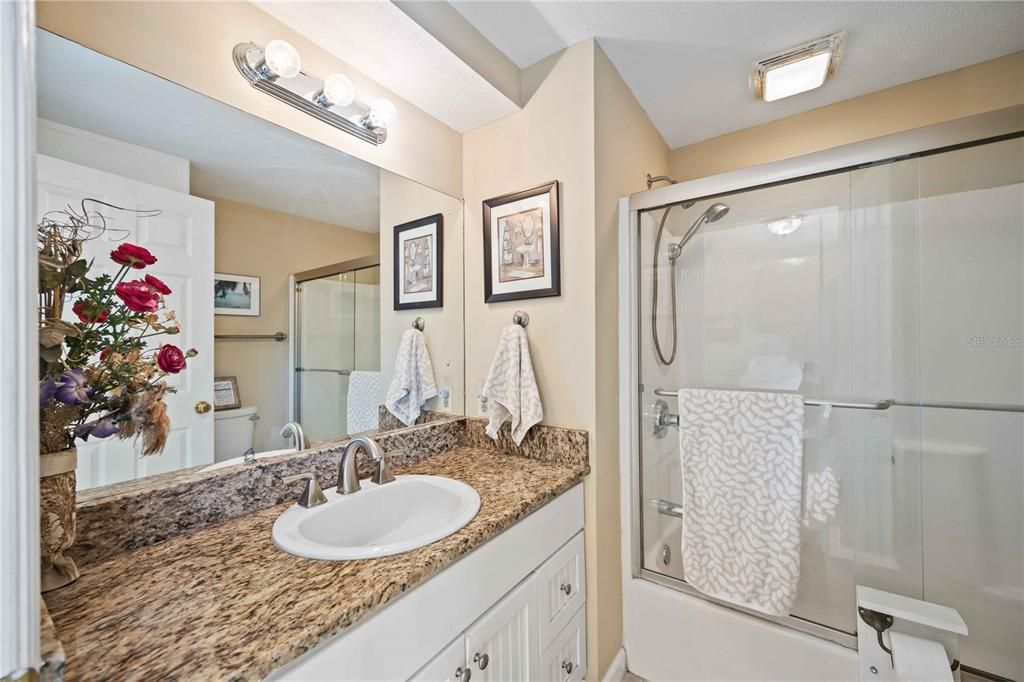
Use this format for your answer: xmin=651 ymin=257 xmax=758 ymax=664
xmin=482 ymin=325 xmax=542 ymax=445
xmin=346 ymin=371 xmax=380 ymax=435
xmin=385 ymin=329 xmax=437 ymax=426
xmin=803 ymin=466 xmax=840 ymax=528
xmin=677 ymin=389 xmax=804 ymax=616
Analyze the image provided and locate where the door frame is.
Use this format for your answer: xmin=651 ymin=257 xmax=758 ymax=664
xmin=0 ymin=0 xmax=39 ymax=677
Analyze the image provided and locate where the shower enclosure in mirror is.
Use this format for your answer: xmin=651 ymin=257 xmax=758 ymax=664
xmin=293 ymin=258 xmax=381 ymax=443
xmin=37 ymin=28 xmax=466 ymax=494
xmin=625 ymin=129 xmax=1023 ymax=680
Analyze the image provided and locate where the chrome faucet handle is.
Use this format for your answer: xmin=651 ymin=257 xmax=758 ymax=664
xmin=371 ymin=453 xmax=396 ymax=485
xmin=282 ymin=473 xmax=327 ymax=508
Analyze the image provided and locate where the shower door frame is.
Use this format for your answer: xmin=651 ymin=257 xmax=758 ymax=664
xmin=288 ymin=255 xmax=380 ymax=426
xmin=618 ymin=106 xmax=1024 ymax=660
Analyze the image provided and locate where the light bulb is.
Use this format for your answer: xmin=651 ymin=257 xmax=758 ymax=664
xmin=262 ymin=39 xmax=301 ymax=79
xmin=368 ymin=99 xmax=397 ymax=128
xmin=321 ymin=73 xmax=355 ymax=107
xmin=767 ymin=216 xmax=802 ymax=236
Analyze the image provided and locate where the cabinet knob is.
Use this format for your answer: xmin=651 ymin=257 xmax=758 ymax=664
xmin=194 ymin=400 xmax=212 ymax=414
xmin=456 ymin=666 xmax=471 ymax=681
xmin=561 ymin=583 xmax=572 ymax=596
xmin=562 ymin=661 xmax=574 ymax=674
xmin=474 ymin=652 xmax=489 ymax=670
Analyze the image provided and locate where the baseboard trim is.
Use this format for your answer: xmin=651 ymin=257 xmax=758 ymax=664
xmin=602 ymin=648 xmax=627 ymax=682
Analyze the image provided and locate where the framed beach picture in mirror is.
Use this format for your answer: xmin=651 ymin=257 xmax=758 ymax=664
xmin=394 ymin=213 xmax=444 ymax=310
xmin=214 ymin=273 xmax=260 ymax=316
xmin=483 ymin=181 xmax=560 ymax=303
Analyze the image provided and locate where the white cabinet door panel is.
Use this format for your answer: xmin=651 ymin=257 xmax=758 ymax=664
xmin=536 ymin=531 xmax=586 ymax=650
xmin=465 ymin=574 xmax=539 ymax=682
xmin=538 ymin=606 xmax=586 ymax=682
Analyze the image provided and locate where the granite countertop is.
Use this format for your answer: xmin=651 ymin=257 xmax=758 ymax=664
xmin=45 ymin=447 xmax=588 ymax=681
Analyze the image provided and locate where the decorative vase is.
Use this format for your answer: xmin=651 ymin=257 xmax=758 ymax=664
xmin=40 ymin=448 xmax=79 ymax=592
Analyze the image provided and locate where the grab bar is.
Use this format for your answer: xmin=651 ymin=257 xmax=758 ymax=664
xmin=215 ymin=331 xmax=287 ymax=342
xmin=295 ymin=367 xmax=352 ymax=376
xmin=652 ymin=388 xmax=1024 ymax=413
xmin=653 ymin=499 xmax=683 ymax=518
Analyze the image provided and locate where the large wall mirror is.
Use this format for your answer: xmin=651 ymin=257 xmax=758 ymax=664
xmin=37 ymin=29 xmax=465 ymax=494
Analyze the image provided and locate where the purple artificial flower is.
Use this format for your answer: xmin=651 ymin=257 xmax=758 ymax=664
xmin=55 ymin=368 xmax=95 ymax=405
xmin=74 ymin=417 xmax=119 ymax=442
xmin=39 ymin=378 xmax=58 ymax=406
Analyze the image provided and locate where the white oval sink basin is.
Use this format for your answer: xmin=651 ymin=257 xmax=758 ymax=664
xmin=272 ymin=475 xmax=480 ymax=560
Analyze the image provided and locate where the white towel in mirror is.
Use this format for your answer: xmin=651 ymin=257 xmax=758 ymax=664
xmin=385 ymin=329 xmax=437 ymax=427
xmin=347 ymin=371 xmax=380 ymax=434
xmin=482 ymin=325 xmax=542 ymax=445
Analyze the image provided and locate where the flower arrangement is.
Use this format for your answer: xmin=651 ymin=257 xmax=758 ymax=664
xmin=38 ymin=202 xmax=196 ymax=457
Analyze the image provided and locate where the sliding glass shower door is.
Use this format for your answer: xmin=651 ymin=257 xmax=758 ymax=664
xmin=636 ymin=135 xmax=1023 ymax=680
xmin=294 ymin=261 xmax=380 ymax=443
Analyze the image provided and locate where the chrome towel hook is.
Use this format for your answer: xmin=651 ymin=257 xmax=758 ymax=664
xmin=412 ymin=317 xmax=425 ymax=331
xmin=512 ymin=311 xmax=529 ymax=328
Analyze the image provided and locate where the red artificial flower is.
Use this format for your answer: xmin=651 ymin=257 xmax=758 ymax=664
xmin=115 ymin=280 xmax=161 ymax=313
xmin=99 ymin=347 xmax=113 ymax=362
xmin=156 ymin=344 xmax=187 ymax=374
xmin=72 ymin=300 xmax=109 ymax=324
xmin=144 ymin=274 xmax=172 ymax=296
xmin=110 ymin=243 xmax=157 ymax=269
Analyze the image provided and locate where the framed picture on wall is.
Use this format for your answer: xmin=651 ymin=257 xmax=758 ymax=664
xmin=214 ymin=273 xmax=260 ymax=316
xmin=483 ymin=181 xmax=560 ymax=303
xmin=394 ymin=213 xmax=444 ymax=310
xmin=213 ymin=376 xmax=241 ymax=411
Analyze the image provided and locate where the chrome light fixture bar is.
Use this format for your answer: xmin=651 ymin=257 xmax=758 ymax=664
xmin=233 ymin=41 xmax=393 ymax=145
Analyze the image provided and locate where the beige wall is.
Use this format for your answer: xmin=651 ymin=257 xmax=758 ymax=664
xmin=37 ymin=1 xmax=464 ymax=198
xmin=463 ymin=39 xmax=668 ymax=680
xmin=379 ymin=170 xmax=465 ymax=416
xmin=669 ymin=50 xmax=1024 ymax=181
xmin=210 ymin=197 xmax=377 ymax=451
xmin=463 ymin=39 xmax=600 ymax=675
xmin=592 ymin=45 xmax=670 ymax=678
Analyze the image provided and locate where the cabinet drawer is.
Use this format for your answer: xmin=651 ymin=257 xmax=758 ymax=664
xmin=536 ymin=531 xmax=586 ymax=650
xmin=538 ymin=606 xmax=586 ymax=682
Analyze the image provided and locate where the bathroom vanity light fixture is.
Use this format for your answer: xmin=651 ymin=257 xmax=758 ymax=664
xmin=752 ymin=32 xmax=846 ymax=102
xmin=233 ymin=40 xmax=396 ymax=145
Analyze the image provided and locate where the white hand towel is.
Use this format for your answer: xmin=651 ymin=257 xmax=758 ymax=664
xmin=346 ymin=371 xmax=380 ymax=434
xmin=677 ymin=388 xmax=804 ymax=617
xmin=482 ymin=325 xmax=542 ymax=445
xmin=385 ymin=329 xmax=437 ymax=427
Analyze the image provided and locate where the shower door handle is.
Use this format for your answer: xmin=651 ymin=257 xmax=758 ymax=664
xmin=294 ymin=367 xmax=352 ymax=376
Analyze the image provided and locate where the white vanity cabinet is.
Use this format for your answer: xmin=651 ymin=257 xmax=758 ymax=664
xmin=269 ymin=484 xmax=585 ymax=682
xmin=411 ymin=532 xmax=587 ymax=682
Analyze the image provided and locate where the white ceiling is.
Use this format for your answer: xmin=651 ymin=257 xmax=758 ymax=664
xmin=450 ymin=1 xmax=1024 ymax=148
xmin=37 ymin=30 xmax=381 ymax=231
xmin=257 ymin=0 xmax=520 ymax=133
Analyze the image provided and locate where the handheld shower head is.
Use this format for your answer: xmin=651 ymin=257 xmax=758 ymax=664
xmin=668 ymin=202 xmax=730 ymax=261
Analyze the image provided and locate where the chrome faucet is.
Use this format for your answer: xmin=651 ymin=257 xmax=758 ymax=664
xmin=336 ymin=435 xmax=395 ymax=494
xmin=280 ymin=421 xmax=308 ymax=451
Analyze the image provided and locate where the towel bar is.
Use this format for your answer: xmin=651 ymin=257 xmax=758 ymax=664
xmin=215 ymin=332 xmax=287 ymax=342
xmin=652 ymin=387 xmax=1024 ymax=414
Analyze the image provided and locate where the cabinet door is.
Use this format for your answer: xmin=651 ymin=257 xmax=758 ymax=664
xmin=465 ymin=574 xmax=539 ymax=682
xmin=409 ymin=635 xmax=468 ymax=682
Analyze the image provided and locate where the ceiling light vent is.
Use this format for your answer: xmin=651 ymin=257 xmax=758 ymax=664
xmin=751 ymin=32 xmax=846 ymax=102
